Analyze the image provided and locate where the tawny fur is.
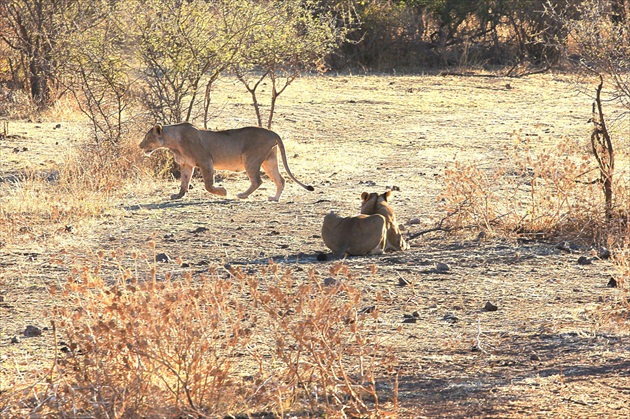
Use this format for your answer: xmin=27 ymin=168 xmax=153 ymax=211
xmin=360 ymin=190 xmax=409 ymax=251
xmin=139 ymin=123 xmax=313 ymax=201
xmin=321 ymin=212 xmax=387 ymax=257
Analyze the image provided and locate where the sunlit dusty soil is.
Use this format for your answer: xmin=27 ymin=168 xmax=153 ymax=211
xmin=1 ymin=73 xmax=629 ymax=417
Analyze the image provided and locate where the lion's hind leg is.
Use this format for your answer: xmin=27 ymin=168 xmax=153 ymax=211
xmin=237 ymin=161 xmax=264 ymax=199
xmin=198 ymin=163 xmax=227 ymax=197
xmin=261 ymin=150 xmax=285 ymax=202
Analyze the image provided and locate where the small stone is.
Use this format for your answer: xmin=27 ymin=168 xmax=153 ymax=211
xmin=411 ymin=311 xmax=420 ymax=318
xmin=398 ymin=276 xmax=411 ymax=286
xmin=577 ymin=256 xmax=591 ymax=265
xmin=11 ymin=336 xmax=20 ymax=344
xmin=24 ymin=325 xmax=42 ymax=337
xmin=316 ymin=253 xmax=328 ymax=262
xmin=530 ymin=353 xmax=540 ymax=361
xmin=190 ymin=226 xmax=208 ymax=234
xmin=180 ymin=262 xmax=190 ymax=268
xmin=483 ymin=301 xmax=498 ymax=312
xmin=402 ymin=317 xmax=417 ymax=324
xmin=324 ymin=277 xmax=338 ymax=287
xmin=607 ymin=278 xmax=618 ymax=288
xmin=155 ymin=253 xmax=170 ymax=263
xmin=442 ymin=314 xmax=458 ymax=324
xmin=407 ymin=218 xmax=421 ymax=225
xmin=55 ymin=123 xmax=62 ymax=129
xmin=436 ymin=262 xmax=450 ymax=272
xmin=597 ymin=247 xmax=611 ymax=260
xmin=557 ymin=242 xmax=580 ymax=253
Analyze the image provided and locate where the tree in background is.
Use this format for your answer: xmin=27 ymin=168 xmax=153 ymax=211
xmin=556 ymin=0 xmax=630 ymax=108
xmin=58 ymin=1 xmax=132 ymax=149
xmin=232 ymin=0 xmax=348 ymax=128
xmin=128 ymin=0 xmax=237 ymax=126
xmin=0 ymin=0 xmax=73 ymax=109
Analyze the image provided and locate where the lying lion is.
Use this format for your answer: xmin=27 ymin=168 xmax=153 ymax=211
xmin=360 ymin=190 xmax=409 ymax=251
xmin=139 ymin=123 xmax=314 ymax=201
xmin=321 ymin=212 xmax=387 ymax=257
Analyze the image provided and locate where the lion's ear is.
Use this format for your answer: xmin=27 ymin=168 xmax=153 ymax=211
xmin=383 ymin=190 xmax=392 ymax=201
xmin=361 ymin=192 xmax=369 ymax=202
xmin=154 ymin=124 xmax=163 ymax=135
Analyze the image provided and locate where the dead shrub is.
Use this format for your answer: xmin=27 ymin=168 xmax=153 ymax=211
xmin=440 ymin=131 xmax=629 ymax=243
xmin=44 ymin=254 xmax=252 ymax=417
xmin=3 ymin=249 xmax=397 ymax=417
xmin=0 ymin=137 xmax=144 ymax=248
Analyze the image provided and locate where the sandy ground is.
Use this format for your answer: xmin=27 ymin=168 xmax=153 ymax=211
xmin=1 ymin=73 xmax=629 ymax=418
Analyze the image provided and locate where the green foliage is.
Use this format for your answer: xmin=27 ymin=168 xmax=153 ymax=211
xmin=337 ymin=0 xmax=570 ymax=68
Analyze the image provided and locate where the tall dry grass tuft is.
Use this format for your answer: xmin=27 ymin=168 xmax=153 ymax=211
xmin=440 ymin=132 xmax=629 ymax=244
xmin=0 ymin=133 xmax=148 ymax=246
xmin=2 ymin=249 xmax=397 ymax=418
xmin=441 ymin=130 xmax=630 ymax=331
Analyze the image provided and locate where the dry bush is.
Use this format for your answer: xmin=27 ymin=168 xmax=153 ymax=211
xmin=440 ymin=132 xmax=629 ymax=243
xmin=2 ymin=249 xmax=397 ymax=417
xmin=245 ymin=262 xmax=398 ymax=417
xmin=44 ymin=251 xmax=252 ymax=417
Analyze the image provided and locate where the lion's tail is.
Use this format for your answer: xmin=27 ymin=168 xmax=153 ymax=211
xmin=275 ymin=135 xmax=315 ymax=192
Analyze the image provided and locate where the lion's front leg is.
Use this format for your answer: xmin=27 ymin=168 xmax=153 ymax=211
xmin=171 ymin=165 xmax=194 ymax=200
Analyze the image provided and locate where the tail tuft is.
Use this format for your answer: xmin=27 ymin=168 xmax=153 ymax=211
xmin=306 ymin=185 xmax=315 ymax=191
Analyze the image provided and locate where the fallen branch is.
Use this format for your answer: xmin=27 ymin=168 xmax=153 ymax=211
xmin=407 ymin=209 xmax=513 ymax=241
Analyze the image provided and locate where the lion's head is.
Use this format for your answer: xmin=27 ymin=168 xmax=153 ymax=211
xmin=360 ymin=190 xmax=409 ymax=252
xmin=139 ymin=125 xmax=164 ymax=156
